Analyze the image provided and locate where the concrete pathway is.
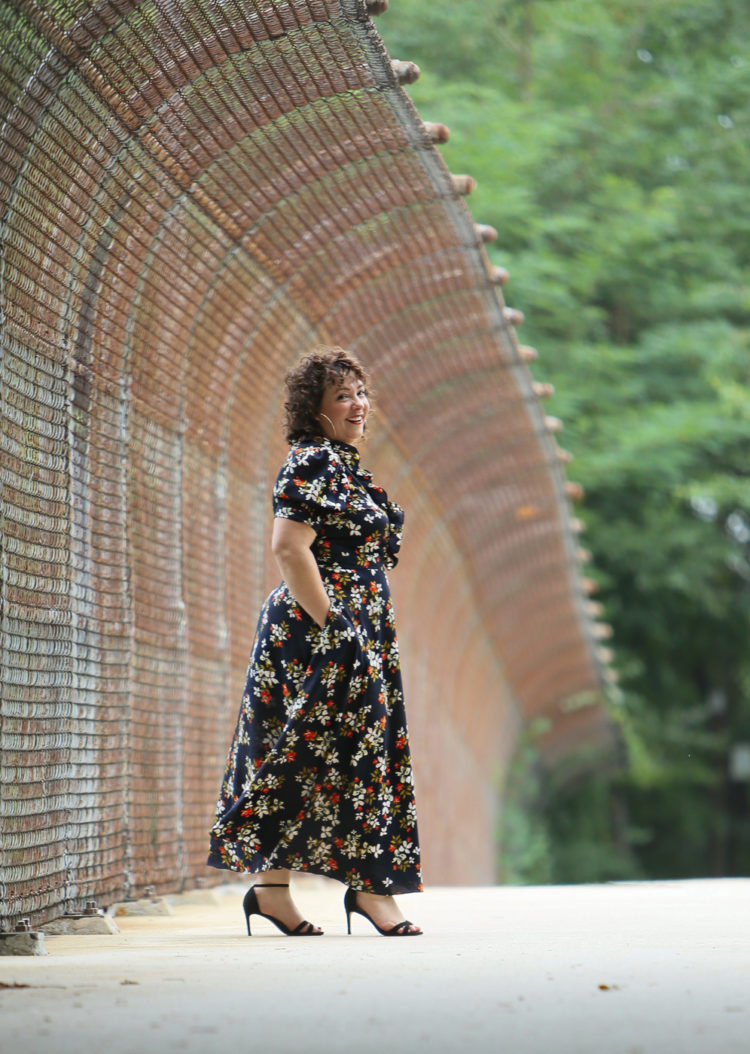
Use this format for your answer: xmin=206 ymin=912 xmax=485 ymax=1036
xmin=1 ymin=878 xmax=748 ymax=1053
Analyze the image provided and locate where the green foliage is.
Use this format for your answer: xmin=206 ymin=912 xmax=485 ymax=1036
xmin=380 ymin=0 xmax=750 ymax=881
xmin=497 ymin=727 xmax=554 ymax=885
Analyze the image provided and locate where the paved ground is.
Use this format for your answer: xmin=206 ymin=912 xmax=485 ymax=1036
xmin=1 ymin=878 xmax=748 ymax=1054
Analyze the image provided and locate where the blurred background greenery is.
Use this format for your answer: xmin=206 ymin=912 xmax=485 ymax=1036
xmin=379 ymin=0 xmax=750 ymax=882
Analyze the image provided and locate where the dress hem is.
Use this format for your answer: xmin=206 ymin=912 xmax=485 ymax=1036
xmin=205 ymin=852 xmax=423 ymax=896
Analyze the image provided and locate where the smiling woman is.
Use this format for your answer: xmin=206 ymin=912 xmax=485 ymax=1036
xmin=282 ymin=347 xmax=373 ymax=445
xmin=317 ymin=373 xmax=370 ymax=445
xmin=207 ymin=346 xmax=423 ymax=938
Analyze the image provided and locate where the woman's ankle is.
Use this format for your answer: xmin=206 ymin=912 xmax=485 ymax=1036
xmin=257 ymin=868 xmax=291 ymax=885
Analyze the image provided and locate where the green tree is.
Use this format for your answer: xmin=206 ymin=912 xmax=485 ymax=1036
xmin=381 ymin=0 xmax=750 ymax=881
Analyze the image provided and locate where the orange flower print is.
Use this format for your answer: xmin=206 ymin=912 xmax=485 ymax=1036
xmin=207 ymin=437 xmax=421 ymax=895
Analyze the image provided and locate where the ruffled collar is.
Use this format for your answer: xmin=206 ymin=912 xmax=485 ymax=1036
xmin=326 ymin=436 xmax=361 ymax=468
xmin=308 ymin=435 xmax=372 ymax=481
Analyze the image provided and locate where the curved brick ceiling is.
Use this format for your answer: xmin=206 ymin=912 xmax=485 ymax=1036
xmin=0 ymin=0 xmax=617 ymax=922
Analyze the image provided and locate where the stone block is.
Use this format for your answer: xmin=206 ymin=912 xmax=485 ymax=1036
xmin=0 ymin=931 xmax=47 ymax=956
xmin=41 ymin=914 xmax=120 ymax=935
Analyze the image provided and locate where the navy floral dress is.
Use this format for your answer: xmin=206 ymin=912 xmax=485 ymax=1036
xmin=207 ymin=436 xmax=423 ymax=895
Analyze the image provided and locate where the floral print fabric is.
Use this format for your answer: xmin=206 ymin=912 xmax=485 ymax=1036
xmin=207 ymin=436 xmax=423 ymax=894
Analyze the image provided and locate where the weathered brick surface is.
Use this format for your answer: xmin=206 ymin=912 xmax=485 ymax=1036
xmin=0 ymin=0 xmax=616 ymax=926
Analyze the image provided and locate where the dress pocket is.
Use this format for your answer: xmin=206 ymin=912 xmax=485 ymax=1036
xmin=318 ymin=603 xmax=366 ymax=664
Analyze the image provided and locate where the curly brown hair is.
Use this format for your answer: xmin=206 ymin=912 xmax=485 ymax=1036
xmin=283 ymin=346 xmax=371 ymax=443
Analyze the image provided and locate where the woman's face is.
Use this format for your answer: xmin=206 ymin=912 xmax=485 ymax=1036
xmin=316 ymin=370 xmax=369 ymax=445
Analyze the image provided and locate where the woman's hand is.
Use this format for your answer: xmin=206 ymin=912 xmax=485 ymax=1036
xmin=271 ymin=517 xmax=331 ymax=627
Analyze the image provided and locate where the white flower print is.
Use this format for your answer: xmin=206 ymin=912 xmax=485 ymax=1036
xmin=208 ymin=438 xmax=422 ymax=896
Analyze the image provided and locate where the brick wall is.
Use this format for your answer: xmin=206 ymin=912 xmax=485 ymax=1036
xmin=0 ymin=0 xmax=616 ymax=925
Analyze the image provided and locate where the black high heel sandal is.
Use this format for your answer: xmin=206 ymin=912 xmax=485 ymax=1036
xmin=242 ymin=882 xmax=323 ymax=936
xmin=344 ymin=887 xmax=422 ymax=936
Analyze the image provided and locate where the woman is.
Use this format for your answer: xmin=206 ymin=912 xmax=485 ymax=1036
xmin=207 ymin=347 xmax=423 ymax=936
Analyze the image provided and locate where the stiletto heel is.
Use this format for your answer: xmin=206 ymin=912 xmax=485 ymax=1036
xmin=343 ymin=887 xmax=421 ymax=936
xmin=242 ymin=882 xmax=323 ymax=936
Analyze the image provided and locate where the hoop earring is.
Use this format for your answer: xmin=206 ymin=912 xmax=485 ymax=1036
xmin=318 ymin=412 xmax=337 ymax=437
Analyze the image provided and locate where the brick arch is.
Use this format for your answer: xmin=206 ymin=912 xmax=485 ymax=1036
xmin=0 ymin=0 xmax=616 ymax=926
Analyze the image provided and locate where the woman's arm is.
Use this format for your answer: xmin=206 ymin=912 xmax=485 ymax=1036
xmin=271 ymin=517 xmax=331 ymax=627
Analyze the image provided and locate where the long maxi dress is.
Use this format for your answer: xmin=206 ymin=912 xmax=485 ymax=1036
xmin=207 ymin=435 xmax=423 ymax=895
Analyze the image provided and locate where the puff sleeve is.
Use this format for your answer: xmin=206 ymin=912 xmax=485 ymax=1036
xmin=272 ymin=443 xmax=348 ymax=531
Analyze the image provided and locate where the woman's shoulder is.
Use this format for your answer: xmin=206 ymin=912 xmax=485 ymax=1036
xmin=281 ymin=436 xmax=340 ymax=471
xmin=273 ymin=437 xmax=349 ymax=520
xmin=275 ymin=437 xmax=347 ymax=490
